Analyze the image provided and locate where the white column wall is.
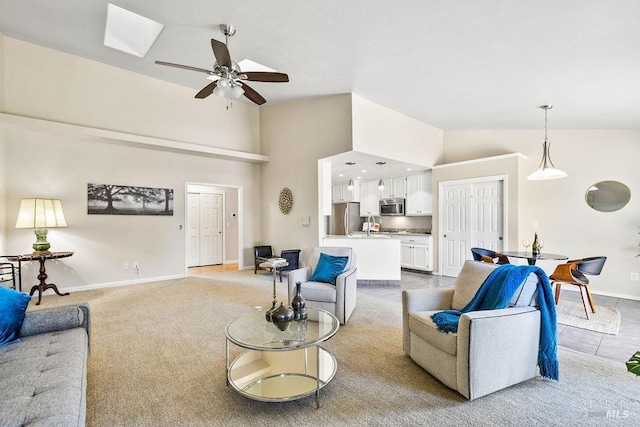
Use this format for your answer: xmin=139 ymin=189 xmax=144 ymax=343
xmin=260 ymin=95 xmax=353 ymax=262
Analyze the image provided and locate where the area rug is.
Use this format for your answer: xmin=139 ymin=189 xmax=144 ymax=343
xmin=557 ymin=300 xmax=621 ymax=335
xmin=30 ymin=271 xmax=640 ymax=426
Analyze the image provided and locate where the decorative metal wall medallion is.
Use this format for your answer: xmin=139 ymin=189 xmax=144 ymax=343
xmin=278 ymin=188 xmax=293 ymax=214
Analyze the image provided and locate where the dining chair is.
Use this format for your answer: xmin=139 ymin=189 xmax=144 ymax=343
xmin=549 ymin=256 xmax=607 ymax=320
xmin=470 ymin=247 xmax=510 ymax=265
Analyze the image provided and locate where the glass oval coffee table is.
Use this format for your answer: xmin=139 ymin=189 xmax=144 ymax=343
xmin=226 ymin=307 xmax=339 ymax=408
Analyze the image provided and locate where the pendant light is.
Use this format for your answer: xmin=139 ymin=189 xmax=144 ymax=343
xmin=376 ymin=161 xmax=386 ymax=190
xmin=345 ymin=162 xmax=356 ymax=191
xmin=527 ymin=105 xmax=567 ymax=180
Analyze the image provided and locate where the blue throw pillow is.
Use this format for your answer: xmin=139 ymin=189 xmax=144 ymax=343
xmin=310 ymin=253 xmax=349 ymax=285
xmin=0 ymin=287 xmax=31 ymax=347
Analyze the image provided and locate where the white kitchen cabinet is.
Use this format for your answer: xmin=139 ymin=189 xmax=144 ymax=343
xmin=359 ymin=180 xmax=380 ymax=216
xmin=405 ymin=172 xmax=432 ymax=215
xmin=381 ymin=176 xmax=406 ymax=199
xmin=332 ymin=183 xmax=359 ymax=202
xmin=400 ymin=235 xmax=432 ymax=271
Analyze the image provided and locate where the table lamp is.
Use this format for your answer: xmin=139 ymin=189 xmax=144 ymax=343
xmin=15 ymin=198 xmax=67 ymax=253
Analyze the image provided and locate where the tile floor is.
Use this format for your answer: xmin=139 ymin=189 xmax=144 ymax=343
xmin=358 ymin=270 xmax=640 ymax=364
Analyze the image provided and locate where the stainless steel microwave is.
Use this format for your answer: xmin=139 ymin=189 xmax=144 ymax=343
xmin=380 ymin=198 xmax=405 ymax=216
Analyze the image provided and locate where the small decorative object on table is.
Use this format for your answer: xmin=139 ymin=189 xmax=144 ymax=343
xmin=291 ymin=281 xmax=307 ymax=320
xmin=270 ymin=302 xmax=295 ymax=331
xmin=532 ymin=232 xmax=540 ymax=255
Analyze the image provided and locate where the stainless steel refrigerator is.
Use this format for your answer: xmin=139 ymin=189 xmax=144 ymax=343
xmin=330 ymin=202 xmax=361 ymax=235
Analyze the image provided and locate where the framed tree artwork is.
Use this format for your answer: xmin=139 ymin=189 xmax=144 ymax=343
xmin=87 ymin=183 xmax=173 ymax=215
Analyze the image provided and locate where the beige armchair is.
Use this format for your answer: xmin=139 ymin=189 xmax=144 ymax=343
xmin=402 ymin=260 xmax=543 ymax=400
xmin=287 ymin=247 xmax=357 ymax=324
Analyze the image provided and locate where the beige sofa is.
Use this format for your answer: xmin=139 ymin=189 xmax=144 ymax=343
xmin=402 ymin=260 xmax=542 ymax=400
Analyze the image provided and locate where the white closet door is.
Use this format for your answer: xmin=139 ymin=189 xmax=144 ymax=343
xmin=210 ymin=193 xmax=223 ymax=264
xmin=187 ymin=193 xmax=200 ymax=267
xmin=440 ymin=178 xmax=504 ymax=277
xmin=187 ymin=192 xmax=224 ymax=267
xmin=472 ymin=180 xmax=504 ymax=251
xmin=441 ymin=183 xmax=473 ymax=277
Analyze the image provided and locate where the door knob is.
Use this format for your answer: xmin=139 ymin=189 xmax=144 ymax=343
xmin=443 ymin=234 xmax=447 ymax=238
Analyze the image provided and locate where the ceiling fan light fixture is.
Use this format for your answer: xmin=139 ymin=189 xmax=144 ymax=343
xmin=527 ymin=105 xmax=567 ymax=181
xmin=213 ymin=84 xmax=227 ymax=98
xmin=230 ymin=84 xmax=244 ymax=99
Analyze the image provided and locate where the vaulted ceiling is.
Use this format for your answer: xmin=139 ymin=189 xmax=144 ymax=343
xmin=1 ymin=1 xmax=639 ymax=130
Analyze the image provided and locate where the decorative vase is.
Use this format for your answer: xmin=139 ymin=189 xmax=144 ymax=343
xmin=291 ymin=281 xmax=307 ymax=321
xmin=271 ymin=302 xmax=295 ymax=331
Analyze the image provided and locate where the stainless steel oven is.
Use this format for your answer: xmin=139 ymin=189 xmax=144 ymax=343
xmin=379 ymin=198 xmax=405 ymax=216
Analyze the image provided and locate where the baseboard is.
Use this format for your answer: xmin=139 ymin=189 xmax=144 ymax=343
xmin=56 ymin=274 xmax=186 ymax=294
xmin=224 ymin=259 xmax=239 ymax=264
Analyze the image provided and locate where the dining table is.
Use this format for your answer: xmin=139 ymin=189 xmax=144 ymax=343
xmin=500 ymin=251 xmax=568 ymax=266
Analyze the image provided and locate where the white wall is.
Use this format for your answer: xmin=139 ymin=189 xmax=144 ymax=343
xmin=0 ymin=36 xmax=262 ymax=290
xmin=351 ymin=94 xmax=443 ymax=166
xmin=260 ymin=95 xmax=353 ymax=262
xmin=4 ymin=132 xmax=260 ymax=289
xmin=3 ymin=37 xmax=260 ymax=153
xmin=444 ymin=130 xmax=640 ymax=300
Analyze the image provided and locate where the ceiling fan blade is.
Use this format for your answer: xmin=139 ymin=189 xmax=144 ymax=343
xmin=242 ymin=72 xmax=289 ymax=83
xmin=211 ymin=39 xmax=232 ymax=68
xmin=195 ymin=81 xmax=218 ymax=99
xmin=155 ymin=61 xmax=213 ymax=75
xmin=241 ymin=83 xmax=266 ymax=105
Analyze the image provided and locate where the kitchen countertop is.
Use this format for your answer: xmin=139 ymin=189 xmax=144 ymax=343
xmin=324 ymin=231 xmax=431 ymax=239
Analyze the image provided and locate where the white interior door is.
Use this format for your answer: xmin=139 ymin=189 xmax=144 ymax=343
xmin=187 ymin=193 xmax=200 ymax=267
xmin=472 ymin=180 xmax=504 ymax=251
xmin=440 ymin=177 xmax=505 ymax=277
xmin=209 ymin=193 xmax=223 ymax=264
xmin=187 ymin=192 xmax=224 ymax=267
xmin=441 ymin=183 xmax=473 ymax=277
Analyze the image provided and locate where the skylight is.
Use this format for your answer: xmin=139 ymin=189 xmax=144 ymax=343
xmin=103 ymin=3 xmax=164 ymax=58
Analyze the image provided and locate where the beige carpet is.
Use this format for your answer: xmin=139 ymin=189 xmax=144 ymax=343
xmin=556 ymin=300 xmax=621 ymax=335
xmin=30 ymin=271 xmax=640 ymax=426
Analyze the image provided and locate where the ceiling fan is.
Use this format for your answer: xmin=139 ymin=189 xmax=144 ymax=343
xmin=155 ymin=24 xmax=289 ymax=105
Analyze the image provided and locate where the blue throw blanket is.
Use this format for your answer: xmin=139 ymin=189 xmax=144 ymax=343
xmin=431 ymin=264 xmax=559 ymax=381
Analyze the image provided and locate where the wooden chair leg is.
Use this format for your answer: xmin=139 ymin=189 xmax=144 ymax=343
xmin=554 ymin=282 xmax=562 ymax=304
xmin=578 ymin=285 xmax=591 ymax=320
xmin=584 ymin=285 xmax=597 ymax=314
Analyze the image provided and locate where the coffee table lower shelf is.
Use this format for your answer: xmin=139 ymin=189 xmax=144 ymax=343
xmin=227 ymin=347 xmax=336 ymax=405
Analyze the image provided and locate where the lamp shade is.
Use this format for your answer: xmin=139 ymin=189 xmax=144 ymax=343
xmin=15 ymin=198 xmax=67 ymax=229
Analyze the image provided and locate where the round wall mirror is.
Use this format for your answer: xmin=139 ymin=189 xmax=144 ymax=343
xmin=585 ymin=181 xmax=631 ymax=212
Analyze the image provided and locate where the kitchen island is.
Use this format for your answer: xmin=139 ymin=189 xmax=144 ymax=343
xmin=322 ymin=234 xmax=401 ymax=283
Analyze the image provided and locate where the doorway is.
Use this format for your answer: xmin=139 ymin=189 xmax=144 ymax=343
xmin=187 ymin=192 xmax=224 ymax=267
xmin=184 ymin=182 xmax=243 ymax=276
xmin=439 ymin=176 xmax=507 ymax=277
